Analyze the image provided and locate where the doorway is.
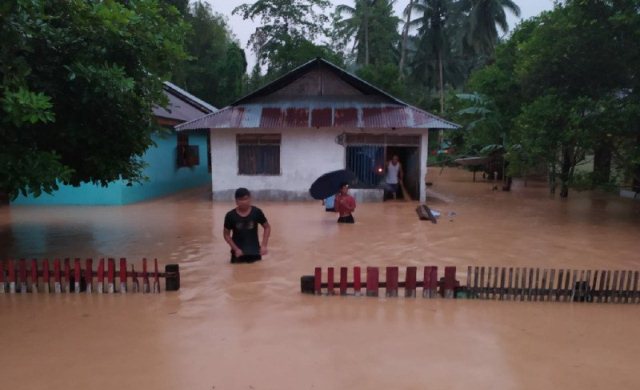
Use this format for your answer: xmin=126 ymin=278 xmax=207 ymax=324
xmin=386 ymin=146 xmax=420 ymax=200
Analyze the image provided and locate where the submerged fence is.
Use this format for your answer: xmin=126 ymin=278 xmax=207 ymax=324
xmin=302 ymin=266 xmax=640 ymax=304
xmin=0 ymin=258 xmax=180 ymax=294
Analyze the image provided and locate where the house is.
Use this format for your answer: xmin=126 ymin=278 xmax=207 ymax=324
xmin=176 ymin=58 xmax=459 ymax=202
xmin=11 ymin=82 xmax=215 ymax=206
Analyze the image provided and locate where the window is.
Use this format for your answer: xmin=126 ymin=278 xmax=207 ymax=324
xmin=176 ymin=133 xmax=200 ymax=168
xmin=237 ymin=134 xmax=281 ymax=175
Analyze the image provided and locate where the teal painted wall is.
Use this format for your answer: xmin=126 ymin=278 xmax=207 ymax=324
xmin=12 ymin=132 xmax=211 ymax=206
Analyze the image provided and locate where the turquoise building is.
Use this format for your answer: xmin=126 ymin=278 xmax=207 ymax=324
xmin=12 ymin=82 xmax=214 ymax=206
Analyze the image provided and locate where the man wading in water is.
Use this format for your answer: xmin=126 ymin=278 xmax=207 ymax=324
xmin=223 ymin=188 xmax=271 ymax=263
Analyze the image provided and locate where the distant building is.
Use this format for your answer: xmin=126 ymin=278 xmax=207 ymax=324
xmin=12 ymin=82 xmax=214 ymax=206
xmin=177 ymin=58 xmax=459 ymax=202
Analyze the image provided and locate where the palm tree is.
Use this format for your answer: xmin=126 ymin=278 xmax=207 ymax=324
xmin=399 ymin=0 xmax=416 ymax=73
xmin=462 ymin=0 xmax=521 ymax=56
xmin=334 ymin=0 xmax=399 ymax=66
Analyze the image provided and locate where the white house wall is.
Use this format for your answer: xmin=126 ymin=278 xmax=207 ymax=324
xmin=210 ymin=127 xmax=429 ymax=201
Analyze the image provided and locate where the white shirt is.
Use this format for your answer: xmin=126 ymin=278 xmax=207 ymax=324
xmin=386 ymin=161 xmax=400 ymax=184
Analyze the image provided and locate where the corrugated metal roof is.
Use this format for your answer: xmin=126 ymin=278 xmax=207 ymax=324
xmin=175 ymin=57 xmax=459 ymax=131
xmin=152 ymin=82 xmax=216 ymax=123
xmin=176 ymin=103 xmax=459 ymax=130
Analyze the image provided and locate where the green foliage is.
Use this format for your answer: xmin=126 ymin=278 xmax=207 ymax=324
xmin=233 ymin=0 xmax=330 ymax=70
xmin=0 ymin=0 xmax=188 ymax=199
xmin=173 ymin=1 xmax=247 ymax=107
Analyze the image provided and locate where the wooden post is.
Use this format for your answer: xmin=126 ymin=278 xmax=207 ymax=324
xmin=142 ymin=258 xmax=150 ymax=293
xmin=633 ymin=271 xmax=639 ymax=304
xmin=53 ymin=259 xmax=61 ymax=294
xmin=507 ymin=267 xmax=514 ymax=300
xmin=466 ymin=266 xmax=472 ymax=299
xmin=42 ymin=259 xmax=50 ymax=294
xmin=0 ymin=260 xmax=5 ymax=294
xmin=423 ymin=266 xmax=438 ymax=298
xmin=405 ymin=266 xmax=417 ymax=298
xmin=119 ymin=258 xmax=127 ymax=294
xmin=386 ymin=266 xmax=399 ymax=297
xmin=85 ymin=259 xmax=93 ymax=294
xmin=131 ymin=265 xmax=140 ymax=293
xmin=339 ymin=267 xmax=348 ymax=296
xmin=366 ymin=267 xmax=379 ymax=297
xmin=492 ymin=266 xmax=499 ymax=299
xmin=97 ymin=258 xmax=105 ymax=294
xmin=327 ymin=267 xmax=335 ymax=296
xmin=479 ymin=267 xmax=486 ymax=299
xmin=63 ymin=259 xmax=71 ymax=293
xmin=353 ymin=266 xmax=361 ymax=296
xmin=31 ymin=259 xmax=38 ymax=293
xmin=19 ymin=259 xmax=27 ymax=294
xmin=152 ymin=259 xmax=160 ymax=293
xmin=443 ymin=266 xmax=456 ymax=299
xmin=74 ymin=258 xmax=82 ymax=293
xmin=107 ymin=258 xmax=115 ymax=294
xmin=8 ymin=259 xmax=16 ymax=293
xmin=548 ymin=269 xmax=556 ymax=302
xmin=314 ymin=267 xmax=322 ymax=295
xmin=499 ymin=267 xmax=506 ymax=300
xmin=473 ymin=266 xmax=480 ymax=299
xmin=165 ymin=264 xmax=180 ymax=292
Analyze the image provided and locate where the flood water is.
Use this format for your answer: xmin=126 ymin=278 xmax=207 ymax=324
xmin=1 ymin=168 xmax=639 ymax=390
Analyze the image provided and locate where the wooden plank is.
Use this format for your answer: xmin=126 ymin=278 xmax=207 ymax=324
xmin=42 ymin=259 xmax=50 ymax=294
xmin=327 ymin=267 xmax=335 ymax=296
xmin=563 ymin=269 xmax=572 ymax=302
xmin=548 ymin=269 xmax=556 ymax=302
xmin=556 ymin=269 xmax=564 ymax=301
xmin=624 ymin=270 xmax=632 ymax=304
xmin=85 ymin=259 xmax=93 ymax=294
xmin=8 ymin=260 xmax=16 ymax=293
xmin=473 ymin=266 xmax=479 ymax=299
xmin=97 ymin=258 xmax=105 ymax=294
xmin=618 ymin=270 xmax=628 ymax=303
xmin=466 ymin=266 xmax=472 ymax=299
xmin=540 ymin=269 xmax=548 ymax=302
xmin=492 ymin=267 xmax=499 ymax=300
xmin=486 ymin=267 xmax=493 ymax=299
xmin=314 ymin=267 xmax=321 ymax=295
xmin=405 ymin=266 xmax=417 ymax=298
xmin=507 ymin=267 xmax=513 ymax=300
xmin=499 ymin=267 xmax=506 ymax=300
xmin=0 ymin=260 xmax=5 ymax=294
xmin=527 ymin=268 xmax=534 ymax=302
xmin=366 ymin=267 xmax=379 ymax=297
xmin=63 ymin=259 xmax=71 ymax=293
xmin=153 ymin=258 xmax=160 ymax=293
xmin=19 ymin=259 xmax=27 ymax=294
xmin=479 ymin=267 xmax=485 ymax=299
xmin=386 ymin=266 xmax=399 ymax=297
xmin=612 ymin=271 xmax=620 ymax=303
xmin=141 ymin=258 xmax=150 ymax=293
xmin=632 ymin=271 xmax=639 ymax=304
xmin=422 ymin=266 xmax=432 ymax=298
xmin=131 ymin=264 xmax=139 ymax=293
xmin=74 ymin=258 xmax=82 ymax=293
xmin=598 ymin=270 xmax=607 ymax=303
xmin=53 ymin=259 xmax=61 ymax=294
xmin=353 ymin=266 xmax=361 ymax=296
xmin=119 ymin=258 xmax=127 ymax=294
xmin=339 ymin=267 xmax=348 ymax=296
xmin=443 ymin=266 xmax=456 ymax=299
xmin=517 ymin=267 xmax=524 ymax=301
xmin=569 ymin=270 xmax=577 ymax=302
xmin=107 ymin=258 xmax=116 ymax=294
xmin=533 ymin=268 xmax=540 ymax=302
xmin=31 ymin=259 xmax=38 ymax=293
xmin=585 ymin=270 xmax=592 ymax=303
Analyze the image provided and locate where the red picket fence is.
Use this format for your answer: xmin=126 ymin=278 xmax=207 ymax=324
xmin=0 ymin=258 xmax=180 ymax=294
xmin=302 ymin=265 xmax=640 ymax=304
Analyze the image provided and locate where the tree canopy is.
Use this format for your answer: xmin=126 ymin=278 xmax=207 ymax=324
xmin=0 ymin=0 xmax=188 ymax=200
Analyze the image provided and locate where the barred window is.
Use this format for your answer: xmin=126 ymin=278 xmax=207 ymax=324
xmin=237 ymin=134 xmax=281 ymax=175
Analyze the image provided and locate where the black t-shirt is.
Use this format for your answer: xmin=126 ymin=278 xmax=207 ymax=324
xmin=224 ymin=206 xmax=267 ymax=256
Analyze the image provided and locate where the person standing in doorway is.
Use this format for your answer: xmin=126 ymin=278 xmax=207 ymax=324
xmin=223 ymin=188 xmax=271 ymax=263
xmin=385 ymin=155 xmax=404 ymax=200
xmin=335 ymin=183 xmax=356 ymax=223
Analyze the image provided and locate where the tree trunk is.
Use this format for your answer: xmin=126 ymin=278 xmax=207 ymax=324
xmin=399 ymin=0 xmax=415 ymax=74
xmin=559 ymin=146 xmax=572 ymax=198
xmin=592 ymin=140 xmax=612 ymax=187
xmin=437 ymin=51 xmax=445 ymax=146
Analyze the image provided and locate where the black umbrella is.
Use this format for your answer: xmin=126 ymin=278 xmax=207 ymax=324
xmin=309 ymin=170 xmax=356 ymax=200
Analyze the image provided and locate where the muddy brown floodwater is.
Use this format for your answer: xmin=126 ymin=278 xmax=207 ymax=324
xmin=1 ymin=168 xmax=639 ymax=390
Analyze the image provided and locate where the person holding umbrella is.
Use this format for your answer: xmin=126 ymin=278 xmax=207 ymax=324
xmin=335 ymin=182 xmax=356 ymax=224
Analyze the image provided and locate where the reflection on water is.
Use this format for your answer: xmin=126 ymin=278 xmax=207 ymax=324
xmin=1 ymin=168 xmax=639 ymax=390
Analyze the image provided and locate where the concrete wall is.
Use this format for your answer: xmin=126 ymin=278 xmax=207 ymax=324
xmin=210 ymin=127 xmax=428 ymax=202
xmin=12 ymin=132 xmax=211 ymax=206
